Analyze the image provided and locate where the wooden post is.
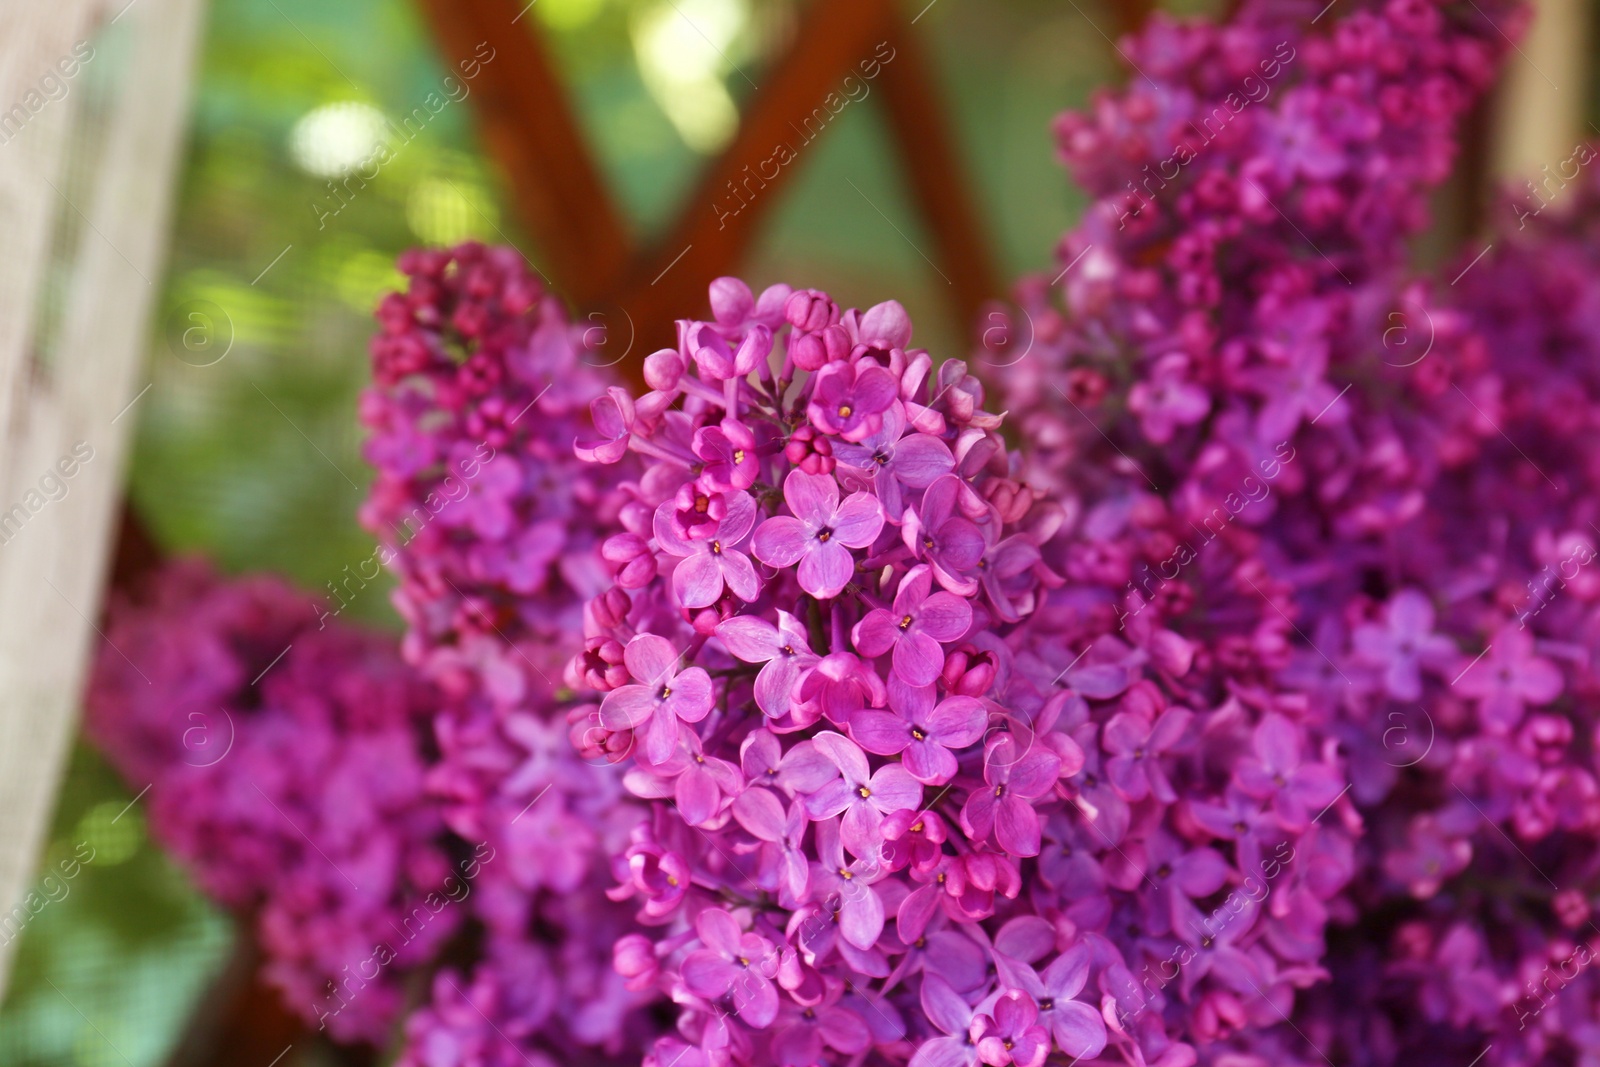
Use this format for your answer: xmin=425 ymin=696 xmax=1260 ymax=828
xmin=0 ymin=0 xmax=208 ymax=997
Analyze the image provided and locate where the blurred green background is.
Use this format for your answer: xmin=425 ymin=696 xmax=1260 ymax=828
xmin=0 ymin=0 xmax=1209 ymax=1062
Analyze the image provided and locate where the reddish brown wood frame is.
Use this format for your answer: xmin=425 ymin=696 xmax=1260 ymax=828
xmin=414 ymin=0 xmax=1005 ymax=363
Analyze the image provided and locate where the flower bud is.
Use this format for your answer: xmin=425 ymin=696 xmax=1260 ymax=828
xmin=784 ymin=289 xmax=839 ymax=332
xmin=643 ymin=347 xmax=685 ymax=391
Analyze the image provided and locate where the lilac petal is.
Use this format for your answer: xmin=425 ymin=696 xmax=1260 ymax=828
xmin=720 ymin=550 xmax=761 ymax=602
xmin=891 ymin=434 xmax=954 ymax=487
xmin=599 ymin=685 xmax=657 ymax=729
xmin=853 ymin=610 xmax=901 ymax=658
xmin=928 ymin=697 xmax=986 ymax=747
xmin=1389 ymin=588 xmax=1435 ymax=633
xmin=682 ymin=951 xmax=738 ymax=997
xmin=1520 ymin=658 xmax=1565 ymax=703
xmin=850 ymin=711 xmax=912 ymax=755
xmin=697 ymin=907 xmax=743 ymax=956
xmin=642 ymin=711 xmax=680 ymax=764
xmin=1043 ymin=944 xmax=1091 ymax=998
xmin=993 ymin=917 xmax=1055 ymax=963
xmin=733 ymin=787 xmax=788 ymax=841
xmin=675 ymin=550 xmax=726 ymax=609
xmin=732 ymin=974 xmax=778 ymax=1028
xmin=1106 ymin=756 xmax=1149 ymax=801
xmin=709 ymin=276 xmax=754 ymax=325
xmin=903 ymin=739 xmax=958 ymax=784
xmin=867 ymin=765 xmax=923 ymax=813
xmin=937 ymin=520 xmax=986 ymax=570
xmin=717 ymin=617 xmax=779 ymax=663
xmin=653 ymin=500 xmax=696 ymax=556
xmin=663 ymin=668 xmax=714 ymax=723
xmin=894 ymin=565 xmax=935 ymax=610
xmin=733 ymin=326 xmax=772 ymax=377
xmin=777 ymin=742 xmax=840 ymax=793
xmin=1255 ymin=713 xmax=1300 ymax=772
xmin=898 ymin=884 xmax=941 ymax=943
xmin=1050 ymin=1002 xmax=1107 ymax=1059
xmin=920 ymin=976 xmax=973 ymax=1037
xmin=1173 ymin=848 xmax=1230 ymax=896
xmin=962 ymin=789 xmax=997 ymax=839
xmin=817 ymin=1005 xmax=872 ymax=1053
xmin=800 ymin=541 xmax=855 ymax=599
xmin=1102 ymin=713 xmax=1149 ymax=756
xmin=677 ymin=769 xmax=721 ymax=825
xmin=893 ymin=631 xmax=946 ymax=688
xmin=1149 ymin=707 xmax=1193 ymax=750
xmin=995 ymin=797 xmax=1042 ymax=856
xmin=841 ymin=803 xmax=885 ymax=856
xmin=927 ymin=931 xmax=990 ymax=993
xmin=754 ymin=658 xmax=801 ymax=717
xmin=753 ymin=516 xmax=808 ymax=568
xmin=916 ymin=593 xmax=972 ymax=643
xmin=839 ymin=886 xmax=884 ymax=949
xmin=1009 ymin=1027 xmax=1049 ymax=1067
xmin=741 ymin=729 xmax=781 ymax=776
xmin=813 ymin=730 xmax=871 ymax=783
xmin=977 ymin=1035 xmax=1011 ymax=1066
xmin=910 ymin=1037 xmax=975 ymax=1067
xmin=624 ymin=634 xmax=680 ymax=683
xmin=832 ymin=493 xmax=886 ymax=548
xmin=804 ymin=780 xmax=854 ymax=820
xmin=719 ymin=491 xmax=758 ymax=543
xmin=922 ymin=476 xmax=961 ymax=528
xmin=852 ymin=366 xmax=901 ymax=412
xmin=1006 ymin=750 xmax=1063 ymax=799
xmin=783 ymin=469 xmax=839 ymax=524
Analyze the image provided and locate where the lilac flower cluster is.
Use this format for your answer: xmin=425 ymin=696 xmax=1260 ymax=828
xmin=357 ymin=243 xmax=657 ymax=1066
xmin=983 ymin=3 xmax=1600 ymax=1066
xmin=83 ymin=1 xmax=1597 ymax=1064
xmin=1283 ymin=157 xmax=1600 ymax=1067
xmin=85 ymin=560 xmax=456 ymax=1045
xmin=997 ymin=0 xmax=1523 ymax=498
xmin=557 ymin=273 xmax=1364 ymax=1067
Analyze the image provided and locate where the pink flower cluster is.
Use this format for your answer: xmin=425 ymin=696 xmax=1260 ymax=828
xmin=561 ymin=272 xmax=1363 ymax=1067
xmin=358 ymin=243 xmax=656 ymax=1065
xmin=998 ymin=0 xmax=1522 ymax=498
xmin=85 ymin=560 xmax=456 ymax=1044
xmin=86 ymin=3 xmax=1600 ymax=1067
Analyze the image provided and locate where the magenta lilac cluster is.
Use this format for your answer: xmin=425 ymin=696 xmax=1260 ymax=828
xmin=1281 ymin=156 xmax=1600 ymax=1067
xmin=85 ymin=560 xmax=457 ymax=1045
xmin=996 ymin=0 xmax=1523 ymax=498
xmin=568 ymin=278 xmax=1115 ymax=1067
xmin=357 ymin=243 xmax=657 ymax=1066
xmin=982 ymin=0 xmax=1600 ymax=1065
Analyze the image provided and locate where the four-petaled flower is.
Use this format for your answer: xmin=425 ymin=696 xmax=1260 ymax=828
xmin=961 ymin=735 xmax=1062 ymax=857
xmin=1351 ymin=588 xmax=1456 ymax=701
xmin=655 ymin=491 xmax=761 ymax=609
xmin=716 ymin=610 xmax=820 ymax=718
xmin=850 ymin=687 xmax=987 ymax=785
xmin=1233 ymin=712 xmax=1345 ymax=831
xmin=753 ymin=470 xmax=885 ymax=599
xmin=1454 ymin=625 xmax=1564 ymax=732
xmin=808 ymin=360 xmax=899 ymax=442
xmin=903 ymin=476 xmax=985 ymax=595
xmin=971 ymin=991 xmax=1050 ymax=1067
xmin=680 ymin=907 xmax=780 ymax=1027
xmin=804 ymin=730 xmax=923 ymax=855
xmin=598 ymin=635 xmax=714 ymax=764
xmin=853 ymin=565 xmax=973 ymax=687
xmin=832 ymin=403 xmax=955 ymax=520
xmin=693 ymin=418 xmax=760 ymax=491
